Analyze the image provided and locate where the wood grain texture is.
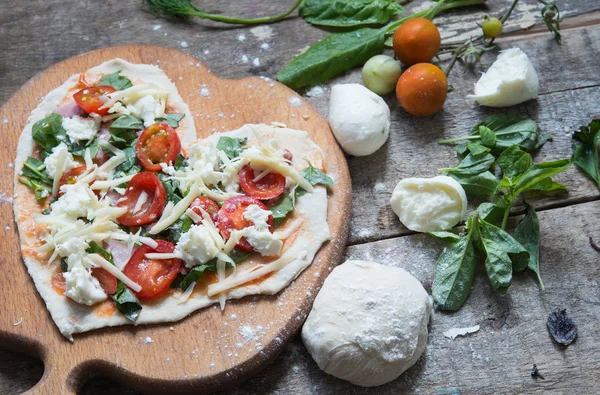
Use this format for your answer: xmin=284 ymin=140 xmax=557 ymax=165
xmin=1 ymin=0 xmax=600 ymax=394
xmin=0 ymin=45 xmax=351 ymax=394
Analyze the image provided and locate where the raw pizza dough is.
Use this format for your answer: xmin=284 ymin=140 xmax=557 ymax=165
xmin=301 ymin=260 xmax=432 ymax=387
xmin=12 ymin=59 xmax=331 ymax=339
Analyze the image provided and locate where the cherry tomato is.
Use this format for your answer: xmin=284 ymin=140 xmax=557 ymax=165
xmin=135 ymin=123 xmax=182 ymax=172
xmin=117 ymin=172 xmax=167 ymax=226
xmin=73 ymin=85 xmax=116 ymax=116
xmin=190 ymin=196 xmax=220 ymax=223
xmin=238 ymin=165 xmax=286 ymax=200
xmin=482 ymin=16 xmax=503 ymax=38
xmin=57 ymin=166 xmax=87 ymax=194
xmin=393 ymin=18 xmax=441 ymax=66
xmin=217 ymin=196 xmax=274 ymax=252
xmin=396 ymin=63 xmax=448 ymax=117
xmin=91 ymin=267 xmax=117 ymax=295
xmin=122 ymin=240 xmax=181 ymax=300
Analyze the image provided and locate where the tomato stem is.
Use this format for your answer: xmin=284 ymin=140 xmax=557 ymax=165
xmin=145 ymin=0 xmax=303 ymax=25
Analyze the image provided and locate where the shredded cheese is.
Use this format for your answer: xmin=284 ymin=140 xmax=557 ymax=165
xmin=178 ymin=281 xmax=196 ymax=304
xmin=51 ymin=148 xmax=69 ymax=196
xmin=132 ymin=191 xmax=149 ymax=214
xmin=91 ymin=174 xmax=135 ymax=190
xmin=149 ymin=184 xmax=201 ymax=234
xmin=88 ymin=254 xmax=142 ymax=292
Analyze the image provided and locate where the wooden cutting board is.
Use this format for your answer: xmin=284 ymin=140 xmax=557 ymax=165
xmin=0 ymin=45 xmax=351 ymax=394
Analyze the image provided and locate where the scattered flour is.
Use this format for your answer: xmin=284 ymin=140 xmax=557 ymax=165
xmin=373 ymin=182 xmax=387 ymax=193
xmin=142 ymin=336 xmax=153 ymax=344
xmin=230 ymin=314 xmax=238 ymax=320
xmin=13 ymin=317 xmax=23 ymax=326
xmin=4 ymin=226 xmax=10 ymax=231
xmin=2 ymin=119 xmax=8 ymax=124
xmin=180 ymin=41 xmax=189 ymax=48
xmin=306 ymin=85 xmax=325 ymax=97
xmin=250 ymin=25 xmax=273 ymax=41
xmin=152 ymin=24 xmax=162 ymax=31
xmin=260 ymin=43 xmax=271 ymax=50
xmin=203 ymin=49 xmax=210 ymax=55
xmin=241 ymin=55 xmax=249 ymax=63
xmin=200 ymin=86 xmax=210 ymax=97
xmin=289 ymin=97 xmax=302 ymax=108
xmin=252 ymin=58 xmax=260 ymax=67
xmin=237 ymin=33 xmax=246 ymax=42
xmin=0 ymin=193 xmax=13 ymax=204
xmin=443 ymin=325 xmax=480 ymax=340
xmin=239 ymin=325 xmax=264 ymax=343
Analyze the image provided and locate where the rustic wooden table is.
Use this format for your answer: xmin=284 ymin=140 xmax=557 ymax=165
xmin=1 ymin=0 xmax=599 ymax=394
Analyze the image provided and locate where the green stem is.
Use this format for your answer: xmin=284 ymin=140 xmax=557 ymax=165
xmin=438 ymin=135 xmax=480 ymax=144
xmin=501 ymin=0 xmax=521 ymax=23
xmin=500 ymin=201 xmax=514 ymax=230
xmin=146 ymin=0 xmax=303 ymax=25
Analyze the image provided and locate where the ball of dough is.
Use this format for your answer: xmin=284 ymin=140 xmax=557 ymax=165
xmin=301 ymin=260 xmax=432 ymax=387
xmin=328 ymin=83 xmax=390 ymax=156
xmin=390 ymin=175 xmax=467 ymax=232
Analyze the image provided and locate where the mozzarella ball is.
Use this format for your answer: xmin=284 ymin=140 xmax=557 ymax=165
xmin=468 ymin=47 xmax=539 ymax=107
xmin=390 ymin=175 xmax=467 ymax=232
xmin=302 ymin=260 xmax=432 ymax=387
xmin=362 ymin=55 xmax=402 ymax=95
xmin=328 ymin=84 xmax=390 ymax=156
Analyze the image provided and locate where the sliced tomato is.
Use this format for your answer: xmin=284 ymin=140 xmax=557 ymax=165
xmin=122 ymin=240 xmax=181 ymax=300
xmin=135 ymin=123 xmax=181 ymax=172
xmin=57 ymin=166 xmax=87 ymax=194
xmin=91 ymin=267 xmax=117 ymax=295
xmin=190 ymin=196 xmax=220 ymax=223
xmin=238 ymin=165 xmax=286 ymax=201
xmin=73 ymin=85 xmax=116 ymax=116
xmin=217 ymin=195 xmax=274 ymax=252
xmin=117 ymin=172 xmax=167 ymax=226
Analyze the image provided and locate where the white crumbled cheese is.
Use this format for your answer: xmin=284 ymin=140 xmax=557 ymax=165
xmin=183 ymin=142 xmax=242 ymax=194
xmin=62 ymin=115 xmax=100 ymax=142
xmin=56 ymin=237 xmax=89 ymax=258
xmin=133 ymin=95 xmax=166 ymax=127
xmin=104 ymin=84 xmax=167 ymax=126
xmin=176 ymin=224 xmax=221 ymax=268
xmin=242 ymin=205 xmax=282 ymax=256
xmin=63 ymin=261 xmax=107 ymax=306
xmin=50 ymin=182 xmax=96 ymax=219
xmin=43 ymin=143 xmax=79 ymax=178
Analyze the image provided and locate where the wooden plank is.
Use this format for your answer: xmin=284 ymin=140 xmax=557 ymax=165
xmin=6 ymin=199 xmax=596 ymax=394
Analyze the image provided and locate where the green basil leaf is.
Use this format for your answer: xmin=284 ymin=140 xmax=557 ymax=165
xmin=428 ymin=231 xmax=461 ymax=242
xmin=270 ymin=193 xmax=295 ymax=227
xmin=432 ymin=223 xmax=477 ymax=311
xmin=513 ymin=203 xmax=544 ymax=290
xmin=112 ymin=280 xmax=142 ymax=322
xmin=112 ymin=146 xmax=141 ymax=182
xmin=299 ymin=0 xmax=404 ymax=27
xmin=439 ymin=152 xmax=495 ymax=177
xmin=32 ymin=113 xmax=67 ymax=152
xmin=86 ymin=241 xmax=113 ymax=262
xmin=475 ymin=115 xmax=549 ymax=152
xmin=475 ymin=202 xmax=505 ymax=225
xmin=447 ymin=171 xmax=500 ymax=199
xmin=497 ymin=145 xmax=532 ymax=179
xmin=99 ymin=70 xmax=133 ymax=90
xmin=173 ymin=263 xmax=214 ymax=291
xmin=18 ymin=176 xmax=51 ymax=200
xmin=524 ymin=177 xmax=568 ymax=193
xmin=69 ymin=136 xmax=100 ymax=158
xmin=300 ymin=160 xmax=334 ymax=187
xmin=21 ymin=157 xmax=52 ymax=184
xmin=478 ymin=218 xmax=530 ymax=293
xmin=216 ymin=136 xmax=247 ymax=160
xmin=572 ymin=119 xmax=600 ymax=188
xmin=158 ymin=215 xmax=193 ymax=245
xmin=277 ymin=28 xmax=385 ymax=90
xmin=466 ymin=143 xmax=491 ymax=156
xmin=60 ymin=258 xmax=68 ymax=272
xmin=156 ymin=113 xmax=185 ymax=128
xmin=513 ymin=158 xmax=572 ymax=196
xmin=174 ymin=153 xmax=188 ymax=170
xmin=479 ymin=126 xmax=497 ymax=147
xmin=109 ymin=115 xmax=144 ymax=148
xmin=229 ymin=248 xmax=252 ymax=264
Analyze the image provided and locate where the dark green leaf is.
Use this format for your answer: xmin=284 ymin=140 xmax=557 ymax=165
xmin=112 ymin=146 xmax=141 ymax=182
xmin=524 ymin=177 xmax=568 ymax=193
xmin=173 ymin=263 xmax=214 ymax=291
xmin=478 ymin=219 xmax=529 ymax=293
xmin=476 ymin=202 xmax=505 ymax=225
xmin=99 ymin=70 xmax=133 ymax=90
xmin=32 ymin=113 xmax=67 ymax=152
xmin=299 ymin=0 xmax=404 ymax=27
xmin=270 ymin=193 xmax=295 ymax=227
xmin=513 ymin=158 xmax=572 ymax=195
xmin=466 ymin=143 xmax=491 ymax=156
xmin=229 ymin=248 xmax=252 ymax=264
xmin=432 ymin=221 xmax=478 ymax=311
xmin=109 ymin=115 xmax=144 ymax=148
xmin=156 ymin=113 xmax=185 ymax=128
xmin=497 ymin=145 xmax=532 ymax=179
xmin=572 ymin=119 xmax=600 ymax=188
xmin=111 ymin=280 xmax=142 ymax=322
xmin=475 ymin=115 xmax=549 ymax=152
xmin=439 ymin=152 xmax=495 ymax=177
xmin=479 ymin=126 xmax=496 ymax=147
xmin=18 ymin=177 xmax=51 ymax=200
xmin=216 ymin=136 xmax=247 ymax=160
xmin=447 ymin=171 xmax=499 ymax=199
xmin=428 ymin=231 xmax=461 ymax=242
xmin=86 ymin=241 xmax=113 ymax=262
xmin=21 ymin=157 xmax=52 ymax=184
xmin=541 ymin=2 xmax=562 ymax=43
xmin=174 ymin=153 xmax=188 ymax=170
xmin=60 ymin=258 xmax=68 ymax=272
xmin=69 ymin=136 xmax=100 ymax=158
xmin=277 ymin=28 xmax=385 ymax=90
xmin=158 ymin=215 xmax=193 ymax=244
xmin=300 ymin=160 xmax=334 ymax=187
xmin=513 ymin=203 xmax=544 ymax=290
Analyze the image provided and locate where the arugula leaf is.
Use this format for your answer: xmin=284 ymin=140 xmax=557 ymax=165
xmin=99 ymin=70 xmax=133 ymax=90
xmin=156 ymin=113 xmax=185 ymax=128
xmin=112 ymin=280 xmax=142 ymax=322
xmin=270 ymin=193 xmax=295 ymax=227
xmin=513 ymin=203 xmax=544 ymax=290
xmin=427 ymin=231 xmax=461 ymax=242
xmin=109 ymin=115 xmax=144 ymax=148
xmin=300 ymin=160 xmax=334 ymax=187
xmin=478 ymin=219 xmax=529 ymax=293
xmin=447 ymin=171 xmax=499 ymax=198
xmin=32 ymin=113 xmax=67 ymax=152
xmin=277 ymin=28 xmax=385 ymax=90
xmin=572 ymin=119 xmax=600 ymax=188
xmin=497 ymin=145 xmax=532 ymax=179
xmin=432 ymin=215 xmax=478 ymax=311
xmin=439 ymin=152 xmax=495 ymax=177
xmin=216 ymin=136 xmax=247 ymax=160
xmin=299 ymin=0 xmax=404 ymax=28
xmin=513 ymin=158 xmax=572 ymax=195
xmin=439 ymin=115 xmax=550 ymax=153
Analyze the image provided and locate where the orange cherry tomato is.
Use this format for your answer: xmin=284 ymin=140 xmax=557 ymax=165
xmin=135 ymin=123 xmax=182 ymax=172
xmin=393 ymin=18 xmax=441 ymax=66
xmin=396 ymin=63 xmax=448 ymax=117
xmin=122 ymin=240 xmax=181 ymax=300
xmin=217 ymin=196 xmax=274 ymax=252
xmin=73 ymin=85 xmax=116 ymax=116
xmin=116 ymin=172 xmax=167 ymax=226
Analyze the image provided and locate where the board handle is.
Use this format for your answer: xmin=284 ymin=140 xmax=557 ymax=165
xmin=24 ymin=353 xmax=76 ymax=395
